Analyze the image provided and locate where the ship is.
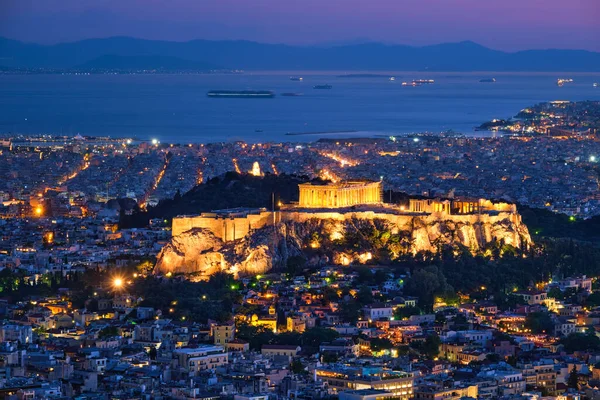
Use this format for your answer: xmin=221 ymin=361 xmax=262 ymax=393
xmin=281 ymin=92 xmax=303 ymax=96
xmin=413 ymin=79 xmax=435 ymax=84
xmin=480 ymin=78 xmax=496 ymax=83
xmin=556 ymin=78 xmax=573 ymax=87
xmin=290 ymin=77 xmax=303 ymax=81
xmin=594 ymin=83 xmax=598 ymax=87
xmin=313 ymin=84 xmax=332 ymax=89
xmin=389 ymin=76 xmax=396 ymax=81
xmin=207 ymin=90 xmax=275 ymax=98
xmin=402 ymin=81 xmax=421 ymax=87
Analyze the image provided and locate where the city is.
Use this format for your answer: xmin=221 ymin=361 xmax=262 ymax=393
xmin=2 ymin=0 xmax=600 ymax=399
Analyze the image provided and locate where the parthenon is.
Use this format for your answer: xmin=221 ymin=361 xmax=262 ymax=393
xmin=298 ymin=180 xmax=382 ymax=208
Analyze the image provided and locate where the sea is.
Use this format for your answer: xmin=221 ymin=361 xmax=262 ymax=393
xmin=1 ymin=71 xmax=599 ymax=143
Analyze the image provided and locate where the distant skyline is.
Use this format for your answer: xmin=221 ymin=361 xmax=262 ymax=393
xmin=1 ymin=0 xmax=599 ymax=52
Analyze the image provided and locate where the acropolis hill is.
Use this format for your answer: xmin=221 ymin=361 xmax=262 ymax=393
xmin=155 ymin=180 xmax=532 ymax=279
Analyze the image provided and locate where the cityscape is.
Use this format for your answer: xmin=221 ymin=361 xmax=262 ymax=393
xmin=2 ymin=1 xmax=600 ymax=400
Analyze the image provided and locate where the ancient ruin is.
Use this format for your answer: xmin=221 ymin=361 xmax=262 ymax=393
xmin=155 ymin=180 xmax=532 ymax=278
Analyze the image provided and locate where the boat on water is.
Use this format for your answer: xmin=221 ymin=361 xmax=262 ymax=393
xmin=402 ymin=81 xmax=421 ymax=87
xmin=290 ymin=77 xmax=303 ymax=81
xmin=557 ymin=78 xmax=573 ymax=87
xmin=207 ymin=90 xmax=275 ymax=98
xmin=594 ymin=83 xmax=598 ymax=87
xmin=313 ymin=84 xmax=332 ymax=89
xmin=389 ymin=76 xmax=396 ymax=81
xmin=413 ymin=79 xmax=435 ymax=84
xmin=480 ymin=78 xmax=496 ymax=83
xmin=281 ymin=92 xmax=303 ymax=96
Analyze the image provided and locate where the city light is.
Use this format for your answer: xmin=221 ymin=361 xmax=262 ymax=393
xmin=113 ymin=277 xmax=123 ymax=288
xmin=35 ymin=206 xmax=43 ymax=216
xmin=151 ymin=139 xmax=159 ymax=145
xmin=590 ymin=155 xmax=596 ymax=162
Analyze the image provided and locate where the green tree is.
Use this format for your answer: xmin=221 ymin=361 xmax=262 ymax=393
xmin=567 ymin=365 xmax=578 ymax=389
xmin=370 ymin=338 xmax=394 ymax=352
xmin=524 ymin=312 xmax=554 ymax=335
xmin=394 ymin=306 xmax=421 ymax=320
xmin=338 ymin=300 xmax=362 ymax=324
xmin=302 ymin=327 xmax=339 ymax=351
xmin=561 ymin=333 xmax=600 ymax=352
xmin=290 ymin=359 xmax=306 ymax=374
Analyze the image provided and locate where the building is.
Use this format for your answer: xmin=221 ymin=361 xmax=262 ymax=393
xmin=316 ymin=366 xmax=414 ymax=399
xmin=261 ymin=345 xmax=301 ymax=358
xmin=212 ymin=322 xmax=235 ymax=345
xmin=0 ymin=324 xmax=33 ymax=344
xmin=413 ymin=385 xmax=478 ymax=400
xmin=339 ymin=389 xmax=397 ymax=400
xmin=173 ymin=345 xmax=228 ymax=375
xmin=298 ymin=180 xmax=382 ymax=208
xmin=409 ymin=198 xmax=517 ymax=215
xmin=514 ymin=290 xmax=547 ymax=305
xmin=363 ymin=304 xmax=394 ymax=321
xmin=172 ymin=208 xmax=273 ymax=240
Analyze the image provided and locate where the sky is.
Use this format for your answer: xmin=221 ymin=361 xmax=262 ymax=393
xmin=1 ymin=0 xmax=599 ymax=51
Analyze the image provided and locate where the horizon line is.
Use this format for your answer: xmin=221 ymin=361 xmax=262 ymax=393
xmin=2 ymin=35 xmax=598 ymax=55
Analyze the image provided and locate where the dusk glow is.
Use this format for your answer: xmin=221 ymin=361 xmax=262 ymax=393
xmin=1 ymin=0 xmax=599 ymax=50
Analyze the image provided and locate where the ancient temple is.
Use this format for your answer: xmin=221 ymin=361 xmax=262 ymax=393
xmin=298 ymin=180 xmax=382 ymax=208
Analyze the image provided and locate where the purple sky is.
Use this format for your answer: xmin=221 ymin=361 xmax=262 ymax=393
xmin=1 ymin=0 xmax=599 ymax=51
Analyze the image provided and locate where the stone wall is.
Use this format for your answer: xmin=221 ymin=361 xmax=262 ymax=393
xmin=172 ymin=211 xmax=274 ymax=240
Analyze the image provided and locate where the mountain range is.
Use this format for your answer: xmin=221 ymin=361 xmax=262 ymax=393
xmin=1 ymin=36 xmax=600 ymax=71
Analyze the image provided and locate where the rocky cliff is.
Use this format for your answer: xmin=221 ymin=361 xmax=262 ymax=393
xmin=154 ymin=211 xmax=532 ymax=279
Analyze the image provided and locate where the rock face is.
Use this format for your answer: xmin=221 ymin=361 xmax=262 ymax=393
xmin=154 ymin=211 xmax=532 ymax=279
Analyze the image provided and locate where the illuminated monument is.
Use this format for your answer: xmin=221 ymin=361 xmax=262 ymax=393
xmin=159 ymin=179 xmax=532 ymax=278
xmin=298 ymin=180 xmax=382 ymax=208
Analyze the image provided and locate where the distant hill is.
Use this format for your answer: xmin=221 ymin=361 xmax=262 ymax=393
xmin=1 ymin=36 xmax=600 ymax=71
xmin=76 ymin=54 xmax=221 ymax=71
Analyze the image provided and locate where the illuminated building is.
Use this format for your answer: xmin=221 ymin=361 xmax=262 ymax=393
xmin=298 ymin=180 xmax=382 ymax=208
xmin=173 ymin=345 xmax=228 ymax=375
xmin=315 ymin=366 xmax=414 ymax=399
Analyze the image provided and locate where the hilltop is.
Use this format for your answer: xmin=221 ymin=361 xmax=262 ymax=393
xmin=2 ymin=37 xmax=600 ymax=71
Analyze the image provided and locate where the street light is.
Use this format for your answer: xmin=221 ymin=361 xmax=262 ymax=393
xmin=113 ymin=277 xmax=123 ymax=288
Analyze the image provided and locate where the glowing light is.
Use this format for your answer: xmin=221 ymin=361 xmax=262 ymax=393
xmin=232 ymin=158 xmax=242 ymax=174
xmin=113 ymin=278 xmax=123 ymax=288
xmin=151 ymin=139 xmax=159 ymax=145
xmin=590 ymin=156 xmax=596 ymax=162
xmin=250 ymin=161 xmax=261 ymax=176
xmin=319 ymin=151 xmax=359 ymax=167
xmin=35 ymin=207 xmax=43 ymax=216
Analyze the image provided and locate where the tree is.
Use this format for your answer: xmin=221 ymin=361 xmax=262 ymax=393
xmin=287 ymin=255 xmax=306 ymax=276
xmin=98 ymin=326 xmax=119 ymax=339
xmin=567 ymin=365 xmax=578 ymax=389
xmin=322 ymin=352 xmax=338 ymax=363
xmin=302 ymin=327 xmax=339 ymax=349
xmin=524 ymin=312 xmax=554 ymax=335
xmin=290 ymin=359 xmax=306 ymax=374
xmin=404 ymin=266 xmax=452 ymax=310
xmin=148 ymin=346 xmax=157 ymax=360
xmin=370 ymin=338 xmax=394 ymax=352
xmin=560 ymin=333 xmax=600 ymax=352
xmin=394 ymin=306 xmax=421 ymax=320
xmin=338 ymin=300 xmax=362 ymax=324
xmin=412 ymin=335 xmax=441 ymax=358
